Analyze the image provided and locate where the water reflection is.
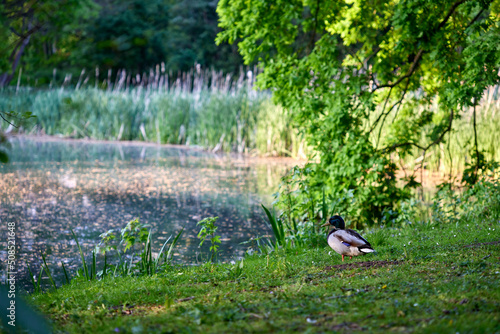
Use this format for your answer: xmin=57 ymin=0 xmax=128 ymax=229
xmin=0 ymin=137 xmax=291 ymax=287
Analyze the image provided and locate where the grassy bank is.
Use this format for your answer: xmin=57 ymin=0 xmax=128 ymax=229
xmin=12 ymin=179 xmax=500 ymax=333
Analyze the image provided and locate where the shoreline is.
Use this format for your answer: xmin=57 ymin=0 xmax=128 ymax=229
xmin=6 ymin=133 xmax=305 ymax=166
xmin=6 ymin=133 xmax=462 ymax=187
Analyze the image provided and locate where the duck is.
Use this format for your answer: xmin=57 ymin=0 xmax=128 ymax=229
xmin=321 ymin=215 xmax=375 ymax=261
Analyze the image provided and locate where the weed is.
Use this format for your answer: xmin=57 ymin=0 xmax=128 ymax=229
xmin=197 ymin=216 xmax=222 ymax=262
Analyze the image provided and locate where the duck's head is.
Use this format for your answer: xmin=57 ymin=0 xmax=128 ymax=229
xmin=320 ymin=215 xmax=345 ymax=229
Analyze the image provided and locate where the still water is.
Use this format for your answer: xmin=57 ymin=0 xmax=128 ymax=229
xmin=0 ymin=136 xmax=291 ymax=287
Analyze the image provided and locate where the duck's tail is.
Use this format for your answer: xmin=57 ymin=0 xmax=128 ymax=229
xmin=359 ymin=247 xmax=375 ymax=253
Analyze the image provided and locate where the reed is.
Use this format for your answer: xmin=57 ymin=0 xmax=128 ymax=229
xmin=70 ymin=228 xmax=90 ymax=281
xmin=0 ymin=67 xmax=307 ymax=158
xmin=0 ymin=66 xmax=498 ymax=170
xmin=40 ymin=252 xmax=57 ymax=289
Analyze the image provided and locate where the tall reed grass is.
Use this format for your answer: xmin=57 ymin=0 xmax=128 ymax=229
xmin=0 ymin=67 xmax=307 ymax=158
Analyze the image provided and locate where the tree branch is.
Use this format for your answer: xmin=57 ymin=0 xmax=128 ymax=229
xmin=308 ymin=0 xmax=322 ymax=53
xmin=437 ymin=0 xmax=468 ymax=31
xmin=466 ymin=8 xmax=485 ymax=30
xmin=368 ymin=86 xmax=393 ymax=134
xmin=380 ymin=108 xmax=454 ymax=153
xmin=0 ymin=112 xmax=20 ymax=129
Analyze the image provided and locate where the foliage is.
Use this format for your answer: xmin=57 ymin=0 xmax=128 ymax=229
xmin=95 ymin=229 xmax=116 ymax=255
xmin=0 ymin=71 xmax=308 ymax=157
xmin=462 ymin=150 xmax=500 ymax=186
xmin=70 ymin=228 xmax=91 ymax=281
xmin=84 ymin=0 xmax=169 ymax=74
xmin=0 ymin=0 xmax=245 ymax=86
xmin=120 ymin=218 xmax=150 ymax=252
xmin=226 ymin=258 xmax=245 ymax=279
xmin=197 ymin=216 xmax=222 ymax=262
xmin=165 ymin=0 xmax=244 ymax=73
xmin=217 ymin=0 xmax=500 ymax=227
xmin=433 ymin=169 xmax=500 ymax=225
xmin=262 ymin=180 xmax=329 ymax=251
xmin=261 ymin=204 xmax=285 ymax=248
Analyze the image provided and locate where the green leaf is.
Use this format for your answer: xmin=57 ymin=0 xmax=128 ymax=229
xmin=0 ymin=151 xmax=8 ymax=163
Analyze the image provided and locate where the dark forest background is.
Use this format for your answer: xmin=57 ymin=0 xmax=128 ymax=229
xmin=0 ymin=0 xmax=246 ymax=87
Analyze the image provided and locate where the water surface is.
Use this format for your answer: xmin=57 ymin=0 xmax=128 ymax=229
xmin=0 ymin=137 xmax=290 ymax=287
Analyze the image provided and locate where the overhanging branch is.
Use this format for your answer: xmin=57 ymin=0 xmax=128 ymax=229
xmin=372 ymin=0 xmax=467 ymax=92
xmin=380 ymin=108 xmax=454 ymax=153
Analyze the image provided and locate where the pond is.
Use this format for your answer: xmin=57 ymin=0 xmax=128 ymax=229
xmin=0 ymin=136 xmax=291 ymax=288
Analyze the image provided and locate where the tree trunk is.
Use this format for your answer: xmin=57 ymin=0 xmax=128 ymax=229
xmin=0 ymin=32 xmax=32 ymax=88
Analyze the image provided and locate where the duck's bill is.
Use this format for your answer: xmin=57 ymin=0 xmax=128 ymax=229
xmin=320 ymin=222 xmax=329 ymax=227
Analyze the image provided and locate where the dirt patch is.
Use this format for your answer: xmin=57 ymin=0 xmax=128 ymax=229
xmin=463 ymin=240 xmax=500 ymax=248
xmin=325 ymin=260 xmax=402 ymax=271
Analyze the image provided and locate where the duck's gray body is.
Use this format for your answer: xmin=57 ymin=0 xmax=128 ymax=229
xmin=323 ymin=215 xmax=375 ymax=261
xmin=327 ymin=228 xmax=374 ymax=257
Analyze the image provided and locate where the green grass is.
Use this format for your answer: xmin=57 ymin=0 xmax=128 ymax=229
xmin=21 ymin=209 xmax=500 ymax=333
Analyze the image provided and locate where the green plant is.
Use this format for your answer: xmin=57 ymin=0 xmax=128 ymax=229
xmin=261 ymin=204 xmax=285 ymax=248
xmin=227 ymin=258 xmax=245 ymax=279
xmin=197 ymin=216 xmax=222 ymax=262
xmin=0 ymin=66 xmax=311 ymax=158
xmin=115 ymin=218 xmax=184 ymax=276
xmin=165 ymin=228 xmax=184 ymax=265
xmin=139 ymin=228 xmax=184 ymax=276
xmin=217 ymin=0 xmax=500 ymax=226
xmin=462 ymin=151 xmax=500 ymax=186
xmin=61 ymin=261 xmax=70 ymax=284
xmin=27 ymin=263 xmax=43 ymax=294
xmin=22 ymin=219 xmax=185 ymax=294
xmin=120 ymin=218 xmax=150 ymax=252
xmin=240 ymin=235 xmax=276 ymax=255
xmin=70 ymin=228 xmax=90 ymax=281
xmin=40 ymin=253 xmax=57 ymax=290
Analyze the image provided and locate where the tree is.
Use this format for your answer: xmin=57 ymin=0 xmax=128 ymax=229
xmin=217 ymin=0 xmax=500 ymax=226
xmin=166 ymin=0 xmax=244 ymax=73
xmin=0 ymin=0 xmax=97 ymax=87
xmin=84 ymin=0 xmax=170 ymax=74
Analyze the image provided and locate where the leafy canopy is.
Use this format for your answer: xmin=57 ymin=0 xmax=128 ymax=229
xmin=217 ymin=0 xmax=500 ymax=226
xmin=0 ymin=0 xmax=98 ymax=86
